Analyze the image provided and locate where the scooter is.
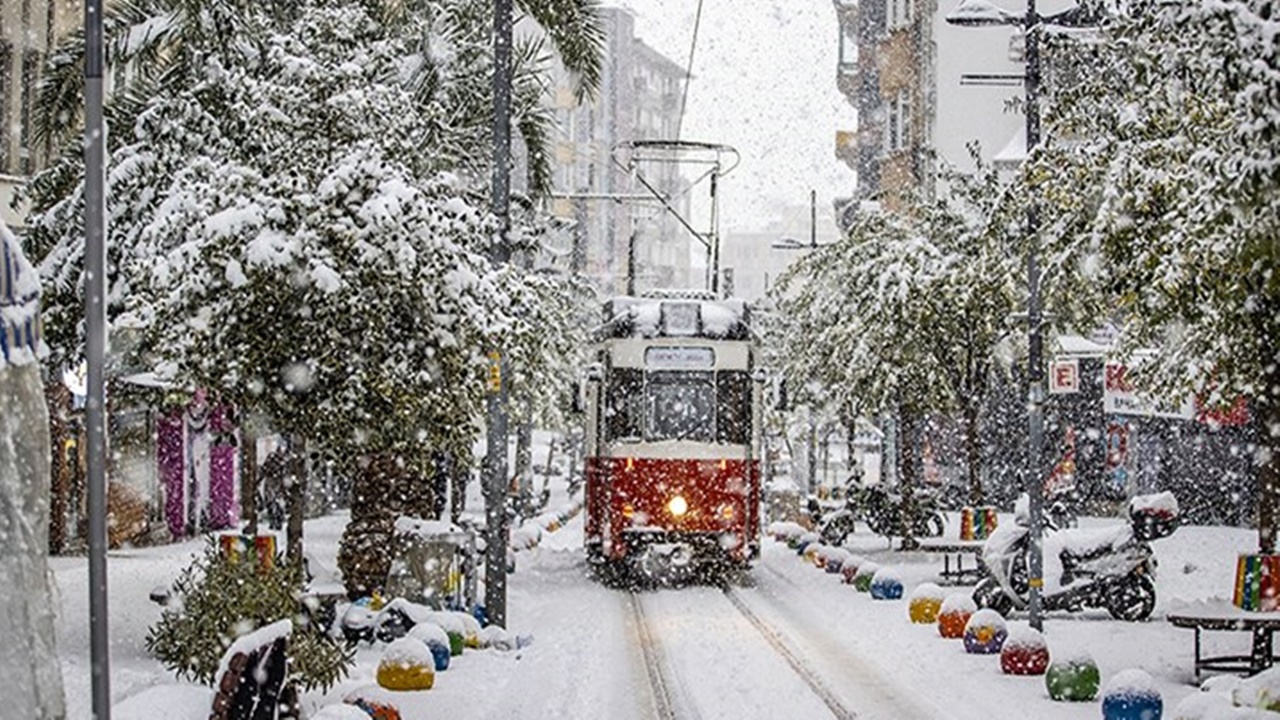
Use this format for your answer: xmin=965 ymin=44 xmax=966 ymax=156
xmin=808 ymin=482 xmax=946 ymax=546
xmin=972 ymin=491 xmax=1178 ymax=621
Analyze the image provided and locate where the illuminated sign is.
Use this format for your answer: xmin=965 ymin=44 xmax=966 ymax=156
xmin=645 ymin=347 xmax=715 ymax=370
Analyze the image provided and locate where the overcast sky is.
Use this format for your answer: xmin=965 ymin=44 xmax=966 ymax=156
xmin=614 ymin=1 xmax=856 ymax=234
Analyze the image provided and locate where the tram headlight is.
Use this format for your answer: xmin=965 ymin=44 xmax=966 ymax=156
xmin=667 ymin=495 xmax=689 ymax=517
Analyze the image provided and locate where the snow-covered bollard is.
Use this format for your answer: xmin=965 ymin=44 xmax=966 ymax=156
xmin=963 ymin=608 xmax=1008 ymax=654
xmin=377 ymin=638 xmax=436 ymax=691
xmin=1101 ymin=668 xmax=1161 ymax=720
xmin=1045 ymin=650 xmax=1101 ymax=702
xmin=841 ymin=555 xmax=865 ymax=584
xmin=824 ymin=547 xmax=851 ymax=574
xmin=406 ymin=623 xmax=451 ymax=672
xmin=938 ymin=593 xmax=977 ymax=639
xmin=804 ymin=542 xmax=829 ymax=567
xmin=870 ymin=567 xmax=905 ymax=600
xmin=795 ymin=532 xmax=820 ymax=554
xmin=479 ymin=625 xmax=518 ymax=651
xmin=999 ymin=624 xmax=1049 ymax=675
xmin=908 ymin=583 xmax=946 ymax=624
xmin=853 ymin=561 xmax=881 ymax=593
xmin=422 ymin=611 xmax=467 ymax=656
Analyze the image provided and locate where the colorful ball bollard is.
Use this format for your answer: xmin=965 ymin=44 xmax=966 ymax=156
xmin=408 ymin=623 xmax=451 ymax=672
xmin=824 ymin=549 xmax=850 ymax=574
xmin=841 ymin=560 xmax=861 ymax=585
xmin=963 ymin=608 xmax=1008 ymax=654
xmin=1101 ymin=668 xmax=1162 ymax=720
xmin=870 ymin=567 xmax=904 ymax=600
xmin=376 ymin=638 xmax=436 ymax=691
xmin=853 ymin=562 xmax=881 ymax=593
xmin=908 ymin=583 xmax=946 ymax=624
xmin=938 ymin=593 xmax=977 ymax=639
xmin=1045 ymin=652 xmax=1101 ymax=702
xmin=999 ymin=625 xmax=1049 ymax=675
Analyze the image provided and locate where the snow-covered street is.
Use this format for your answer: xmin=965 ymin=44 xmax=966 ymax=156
xmin=51 ymin=490 xmax=1266 ymax=720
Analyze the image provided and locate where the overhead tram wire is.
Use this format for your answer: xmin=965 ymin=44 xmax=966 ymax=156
xmin=675 ymin=0 xmax=705 ymax=140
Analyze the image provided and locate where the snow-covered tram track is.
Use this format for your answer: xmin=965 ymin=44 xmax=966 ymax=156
xmin=721 ymin=586 xmax=859 ymax=720
xmin=627 ymin=590 xmax=690 ymax=720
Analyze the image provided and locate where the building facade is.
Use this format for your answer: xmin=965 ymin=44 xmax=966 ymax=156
xmin=544 ymin=7 xmax=692 ymax=296
xmin=0 ymin=0 xmax=77 ymax=229
xmin=832 ymin=0 xmax=1026 ymax=213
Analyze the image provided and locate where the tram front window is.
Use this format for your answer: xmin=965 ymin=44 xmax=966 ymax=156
xmin=646 ymin=372 xmax=715 ymax=442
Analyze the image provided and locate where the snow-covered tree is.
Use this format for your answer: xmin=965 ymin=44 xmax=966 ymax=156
xmin=1033 ymin=0 xmax=1280 ymax=550
xmin=23 ymin=0 xmax=601 ymax=588
xmin=771 ymin=162 xmax=1023 ymax=511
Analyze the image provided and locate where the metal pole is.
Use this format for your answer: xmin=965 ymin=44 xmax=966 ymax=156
xmin=807 ymin=411 xmax=817 ymax=495
xmin=1023 ymin=0 xmax=1045 ymax=633
xmin=709 ymin=173 xmax=720 ymax=295
xmin=485 ymin=0 xmax=513 ymax=630
xmin=809 ymin=189 xmax=816 ymax=248
xmin=84 ymin=0 xmax=111 ymax=715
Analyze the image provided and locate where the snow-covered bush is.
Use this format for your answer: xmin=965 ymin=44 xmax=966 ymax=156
xmin=145 ymin=541 xmax=352 ymax=690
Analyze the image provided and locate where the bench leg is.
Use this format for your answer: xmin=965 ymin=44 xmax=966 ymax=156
xmin=1252 ymin=628 xmax=1274 ymax=675
xmin=1194 ymin=627 xmax=1202 ymax=680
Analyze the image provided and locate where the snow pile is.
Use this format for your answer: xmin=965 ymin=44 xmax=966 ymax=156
xmin=701 ymin=299 xmax=747 ymax=337
xmin=871 ymin=566 xmax=903 ymax=584
xmin=767 ymin=521 xmax=808 ymax=541
xmin=1104 ymin=668 xmax=1160 ymax=699
xmin=1131 ymin=491 xmax=1180 ymax=517
xmin=0 ymin=219 xmax=48 ymax=367
xmin=213 ymin=619 xmax=292 ymax=687
xmin=479 ymin=625 xmax=517 ymax=651
xmin=910 ymin=582 xmax=946 ymax=601
xmin=1232 ymin=665 xmax=1280 ymax=712
xmin=964 ymin=609 xmax=1007 ymax=633
xmin=394 ymin=517 xmax=464 ymax=539
xmin=1001 ymin=624 xmax=1046 ymax=650
xmin=311 ymin=705 xmax=373 ymax=720
xmin=112 ymin=685 xmax=215 ymax=720
xmin=407 ymin=622 xmax=450 ymax=649
xmin=511 ymin=523 xmax=543 ymax=551
xmin=382 ymin=637 xmax=433 ymax=667
xmin=940 ymin=593 xmax=978 ymax=614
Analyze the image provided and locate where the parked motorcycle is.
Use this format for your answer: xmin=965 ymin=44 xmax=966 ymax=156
xmin=809 ymin=482 xmax=946 ymax=546
xmin=972 ymin=491 xmax=1179 ymax=621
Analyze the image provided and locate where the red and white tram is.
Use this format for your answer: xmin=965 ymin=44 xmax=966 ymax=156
xmin=582 ymin=291 xmax=763 ymax=580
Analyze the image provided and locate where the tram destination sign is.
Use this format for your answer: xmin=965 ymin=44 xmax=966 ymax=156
xmin=645 ymin=346 xmax=715 ymax=370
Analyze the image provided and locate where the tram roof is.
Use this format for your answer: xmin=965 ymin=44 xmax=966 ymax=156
xmin=599 ymin=293 xmax=752 ymax=340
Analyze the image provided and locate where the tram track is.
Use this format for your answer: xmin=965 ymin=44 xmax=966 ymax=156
xmin=627 ymin=590 xmax=692 ymax=720
xmin=628 ymin=581 xmax=859 ymax=720
xmin=722 ymin=586 xmax=860 ymax=720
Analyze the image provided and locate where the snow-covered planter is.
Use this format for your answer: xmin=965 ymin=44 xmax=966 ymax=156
xmin=962 ymin=608 xmax=1007 ymax=654
xmin=999 ymin=624 xmax=1049 ymax=675
xmin=908 ymin=583 xmax=946 ymax=624
xmin=938 ymin=593 xmax=977 ymax=639
xmin=1101 ymin=668 xmax=1161 ymax=720
xmin=376 ymin=638 xmax=435 ymax=691
xmin=795 ymin=532 xmax=820 ymax=553
xmin=870 ymin=567 xmax=905 ymax=600
xmin=1044 ymin=650 xmax=1100 ymax=702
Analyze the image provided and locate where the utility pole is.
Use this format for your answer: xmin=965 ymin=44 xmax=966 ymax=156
xmin=84 ymin=0 xmax=111 ymax=716
xmin=485 ymin=0 xmax=513 ymax=630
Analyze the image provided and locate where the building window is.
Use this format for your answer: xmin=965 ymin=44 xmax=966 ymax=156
xmin=839 ymin=24 xmax=858 ymax=66
xmin=888 ymin=0 xmax=913 ymax=30
xmin=885 ymin=90 xmax=912 ymax=152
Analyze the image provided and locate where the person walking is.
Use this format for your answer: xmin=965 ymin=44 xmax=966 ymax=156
xmin=0 ymin=219 xmax=67 ymax=719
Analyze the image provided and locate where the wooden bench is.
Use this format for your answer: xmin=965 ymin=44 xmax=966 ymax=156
xmin=914 ymin=540 xmax=986 ymax=586
xmin=1167 ymin=603 xmax=1280 ymax=679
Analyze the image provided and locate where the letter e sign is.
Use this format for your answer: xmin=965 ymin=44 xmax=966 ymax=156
xmin=1049 ymin=359 xmax=1079 ymax=394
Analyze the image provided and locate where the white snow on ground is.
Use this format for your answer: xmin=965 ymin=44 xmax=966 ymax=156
xmin=46 ymin=450 xmax=1268 ymax=719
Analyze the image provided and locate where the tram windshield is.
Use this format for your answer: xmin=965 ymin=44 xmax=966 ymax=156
xmin=605 ymin=368 xmax=750 ymax=445
xmin=645 ymin=372 xmax=715 ymax=442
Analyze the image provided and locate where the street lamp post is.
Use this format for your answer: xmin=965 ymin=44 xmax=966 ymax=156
xmin=947 ymin=0 xmax=1096 ymax=632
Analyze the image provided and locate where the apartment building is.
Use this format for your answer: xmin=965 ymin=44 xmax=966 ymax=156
xmin=833 ymin=0 xmax=1025 ymax=212
xmin=0 ymin=0 xmax=77 ymax=229
xmin=544 ymin=6 xmax=691 ymax=296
